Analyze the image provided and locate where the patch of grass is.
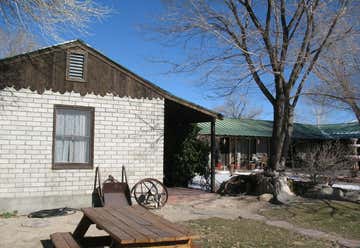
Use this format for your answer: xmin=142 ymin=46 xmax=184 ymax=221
xmin=0 ymin=210 xmax=18 ymax=218
xmin=183 ymin=217 xmax=333 ymax=248
xmin=261 ymin=200 xmax=360 ymax=240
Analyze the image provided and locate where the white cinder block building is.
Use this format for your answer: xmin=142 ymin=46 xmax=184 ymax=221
xmin=0 ymin=40 xmax=220 ymax=213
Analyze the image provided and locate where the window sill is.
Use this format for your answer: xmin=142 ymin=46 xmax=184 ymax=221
xmin=65 ymin=77 xmax=87 ymax=83
xmin=52 ymin=163 xmax=93 ymax=170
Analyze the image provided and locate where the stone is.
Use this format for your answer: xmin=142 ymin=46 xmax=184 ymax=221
xmin=320 ymin=185 xmax=333 ymax=196
xmin=333 ymin=188 xmax=344 ymax=199
xmin=292 ymin=241 xmax=305 ymax=246
xmin=258 ymin=193 xmax=273 ymax=202
xmin=276 ymin=176 xmax=296 ymax=204
xmin=344 ymin=191 xmax=360 ymax=202
xmin=303 ymin=184 xmax=332 ymax=199
xmin=21 ymin=219 xmax=49 ymax=228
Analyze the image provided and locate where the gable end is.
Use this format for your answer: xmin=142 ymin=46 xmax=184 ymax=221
xmin=0 ymin=41 xmax=162 ymax=99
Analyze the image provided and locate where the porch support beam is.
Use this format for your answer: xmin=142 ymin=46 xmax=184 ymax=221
xmin=210 ymin=119 xmax=216 ymax=193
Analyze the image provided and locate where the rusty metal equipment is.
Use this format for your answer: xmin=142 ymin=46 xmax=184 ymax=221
xmin=92 ymin=167 xmax=103 ymax=207
xmin=131 ymin=178 xmax=168 ymax=209
xmin=92 ymin=166 xmax=132 ymax=207
xmin=92 ymin=167 xmax=168 ymax=209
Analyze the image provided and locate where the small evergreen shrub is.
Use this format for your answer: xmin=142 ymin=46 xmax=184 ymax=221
xmin=166 ymin=124 xmax=210 ymax=187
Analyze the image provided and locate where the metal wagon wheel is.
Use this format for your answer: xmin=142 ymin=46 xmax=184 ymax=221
xmin=131 ymin=178 xmax=168 ymax=209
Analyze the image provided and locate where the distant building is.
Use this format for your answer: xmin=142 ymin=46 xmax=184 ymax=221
xmin=198 ymin=118 xmax=360 ymax=170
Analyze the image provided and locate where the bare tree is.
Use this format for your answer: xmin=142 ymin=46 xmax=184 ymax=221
xmin=0 ymin=29 xmax=38 ymax=58
xmin=154 ymin=0 xmax=351 ymax=171
xmin=304 ymin=3 xmax=360 ymax=122
xmin=214 ymin=95 xmax=262 ymax=119
xmin=295 ymin=141 xmax=352 ymax=184
xmin=308 ymin=49 xmax=360 ymax=122
xmin=0 ymin=0 xmax=109 ymax=47
xmin=294 ymin=97 xmax=331 ymax=124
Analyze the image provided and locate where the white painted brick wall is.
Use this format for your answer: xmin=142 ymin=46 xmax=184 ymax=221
xmin=0 ymin=87 xmax=164 ymax=199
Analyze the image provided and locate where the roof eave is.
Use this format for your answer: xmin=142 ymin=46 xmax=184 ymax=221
xmin=0 ymin=39 xmax=222 ymax=120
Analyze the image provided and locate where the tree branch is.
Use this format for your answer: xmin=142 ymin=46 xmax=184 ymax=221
xmin=287 ymin=1 xmax=314 ymax=92
xmin=292 ymin=1 xmax=349 ymax=107
xmin=242 ymin=0 xmax=278 ymax=71
xmin=279 ymin=0 xmax=289 ymax=73
xmin=225 ymin=0 xmax=276 ymax=104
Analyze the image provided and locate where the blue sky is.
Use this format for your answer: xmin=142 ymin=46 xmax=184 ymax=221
xmin=60 ymin=0 xmax=355 ymax=124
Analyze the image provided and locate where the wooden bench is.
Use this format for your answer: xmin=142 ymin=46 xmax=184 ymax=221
xmin=50 ymin=232 xmax=81 ymax=248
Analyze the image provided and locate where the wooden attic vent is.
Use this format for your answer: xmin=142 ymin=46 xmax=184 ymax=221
xmin=67 ymin=51 xmax=87 ymax=81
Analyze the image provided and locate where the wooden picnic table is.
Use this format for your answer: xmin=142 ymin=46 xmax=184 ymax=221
xmin=72 ymin=206 xmax=198 ymax=247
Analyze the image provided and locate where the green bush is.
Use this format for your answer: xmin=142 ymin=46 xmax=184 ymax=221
xmin=166 ymin=124 xmax=210 ymax=187
xmin=0 ymin=210 xmax=18 ymax=218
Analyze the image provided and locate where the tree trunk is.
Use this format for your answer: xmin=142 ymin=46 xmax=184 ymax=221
xmin=270 ymin=96 xmax=295 ymax=171
xmin=270 ymin=97 xmax=286 ymax=171
xmin=281 ymin=105 xmax=295 ymax=168
xmin=269 ymin=98 xmax=296 ymax=203
xmin=348 ymin=100 xmax=360 ymax=123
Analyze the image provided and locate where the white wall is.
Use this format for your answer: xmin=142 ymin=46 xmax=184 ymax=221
xmin=0 ymin=87 xmax=164 ymax=212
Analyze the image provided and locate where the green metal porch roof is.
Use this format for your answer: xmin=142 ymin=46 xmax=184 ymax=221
xmin=198 ymin=118 xmax=360 ymax=140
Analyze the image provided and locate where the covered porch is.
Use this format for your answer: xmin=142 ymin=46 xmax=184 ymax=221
xmin=197 ymin=118 xmax=273 ymax=173
xmin=213 ymin=135 xmax=270 ymax=171
xmin=163 ymin=97 xmax=222 ymax=192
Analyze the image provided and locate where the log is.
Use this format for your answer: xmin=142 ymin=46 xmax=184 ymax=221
xmin=217 ymin=173 xmax=274 ymax=196
xmin=217 ymin=173 xmax=296 ymax=204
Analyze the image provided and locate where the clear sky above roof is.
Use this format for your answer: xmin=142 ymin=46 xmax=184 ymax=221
xmin=31 ymin=1 xmax=360 ymax=124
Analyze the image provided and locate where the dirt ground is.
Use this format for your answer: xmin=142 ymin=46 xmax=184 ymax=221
xmin=155 ymin=193 xmax=269 ymax=222
xmin=0 ymin=189 xmax=359 ymax=248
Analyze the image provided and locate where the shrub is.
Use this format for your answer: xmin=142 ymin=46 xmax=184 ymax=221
xmin=165 ymin=124 xmax=210 ymax=187
xmin=294 ymin=141 xmax=352 ymax=184
xmin=0 ymin=210 xmax=18 ymax=218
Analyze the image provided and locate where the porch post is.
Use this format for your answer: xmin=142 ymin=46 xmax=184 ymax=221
xmin=211 ymin=119 xmax=216 ymax=193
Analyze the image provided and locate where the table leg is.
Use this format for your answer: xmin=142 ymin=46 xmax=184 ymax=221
xmin=73 ymin=215 xmax=93 ymax=241
xmin=80 ymin=236 xmax=112 ymax=247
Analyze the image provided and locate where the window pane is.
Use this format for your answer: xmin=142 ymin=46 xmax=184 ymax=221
xmin=55 ymin=139 xmax=71 ymax=162
xmin=73 ymin=111 xmax=90 ymax=137
xmin=55 ymin=111 xmax=65 ymax=136
xmin=54 ymin=107 xmax=92 ymax=164
xmin=73 ymin=140 xmax=90 ymax=163
xmin=64 ymin=112 xmax=75 ymax=136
